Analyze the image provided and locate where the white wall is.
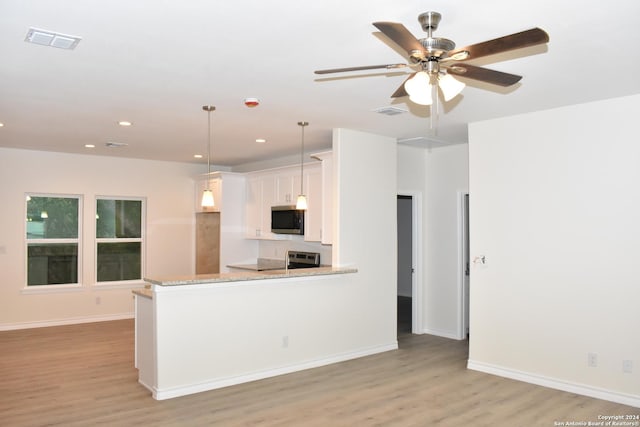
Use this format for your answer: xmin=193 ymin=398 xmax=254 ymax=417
xmin=0 ymin=148 xmax=203 ymax=329
xmin=397 ymin=144 xmax=469 ymax=338
xmin=334 ymin=128 xmax=398 ymax=345
xmin=424 ymin=144 xmax=469 ymax=338
xmin=468 ymin=94 xmax=640 ymax=407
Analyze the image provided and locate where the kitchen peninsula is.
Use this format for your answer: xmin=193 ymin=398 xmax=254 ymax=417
xmin=134 ymin=266 xmax=357 ymax=400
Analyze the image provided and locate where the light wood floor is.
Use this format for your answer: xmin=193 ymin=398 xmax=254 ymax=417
xmin=1 ymin=320 xmax=637 ymax=427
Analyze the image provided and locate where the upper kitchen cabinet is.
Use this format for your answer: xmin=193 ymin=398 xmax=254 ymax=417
xmin=310 ymin=151 xmax=333 ymax=245
xmin=275 ymin=172 xmax=301 ymax=206
xmin=303 ymin=165 xmax=322 ymax=242
xmin=245 ymin=173 xmax=276 ymax=239
xmin=244 ymin=163 xmax=322 ymax=241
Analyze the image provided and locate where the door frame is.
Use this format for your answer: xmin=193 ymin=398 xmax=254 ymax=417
xmin=457 ymin=191 xmax=470 ymax=340
xmin=397 ymin=191 xmax=423 ymax=334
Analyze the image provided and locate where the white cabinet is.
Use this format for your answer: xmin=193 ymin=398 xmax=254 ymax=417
xmin=244 ymin=163 xmax=322 ymax=241
xmin=304 ymin=166 xmax=322 ymax=242
xmin=245 ymin=176 xmax=270 ymax=239
xmin=245 ymin=173 xmax=276 ymax=239
xmin=310 ymin=151 xmax=333 ymax=245
xmin=275 ymin=172 xmax=301 ymax=205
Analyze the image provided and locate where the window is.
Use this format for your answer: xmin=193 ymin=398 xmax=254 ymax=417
xmin=96 ymin=198 xmax=144 ymax=283
xmin=26 ymin=195 xmax=81 ymax=286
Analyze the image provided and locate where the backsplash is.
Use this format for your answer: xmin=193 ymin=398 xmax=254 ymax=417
xmin=258 ymin=239 xmax=332 ymax=265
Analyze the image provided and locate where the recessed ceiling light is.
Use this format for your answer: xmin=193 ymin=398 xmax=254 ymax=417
xmin=0 ymin=123 xmax=4 ymax=127
xmin=84 ymin=144 xmax=95 ymax=148
xmin=194 ymin=154 xmax=203 ymax=159
xmin=256 ymin=138 xmax=267 ymax=144
xmin=118 ymin=121 xmax=132 ymax=127
xmin=25 ymin=27 xmax=81 ymax=50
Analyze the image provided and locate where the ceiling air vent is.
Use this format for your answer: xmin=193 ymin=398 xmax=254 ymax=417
xmin=105 ymin=141 xmax=128 ymax=148
xmin=373 ymin=106 xmax=408 ymax=116
xmin=25 ymin=27 xmax=82 ymax=50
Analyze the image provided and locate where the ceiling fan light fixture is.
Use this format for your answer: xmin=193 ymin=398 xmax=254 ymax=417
xmin=409 ymin=91 xmax=433 ymax=106
xmin=404 ymin=71 xmax=428 ymax=94
xmin=438 ymin=73 xmax=466 ymax=101
xmin=405 ymin=72 xmax=433 ymax=105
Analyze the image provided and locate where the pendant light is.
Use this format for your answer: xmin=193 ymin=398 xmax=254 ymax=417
xmin=201 ymin=105 xmax=216 ymax=208
xmin=295 ymin=121 xmax=309 ymax=210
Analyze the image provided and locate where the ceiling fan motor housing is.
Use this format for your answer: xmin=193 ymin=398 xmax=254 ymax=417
xmin=420 ymin=37 xmax=455 ymax=57
xmin=418 ymin=11 xmax=441 ymax=31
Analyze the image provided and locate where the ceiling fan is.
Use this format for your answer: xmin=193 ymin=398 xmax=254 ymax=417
xmin=315 ymin=11 xmax=549 ymax=106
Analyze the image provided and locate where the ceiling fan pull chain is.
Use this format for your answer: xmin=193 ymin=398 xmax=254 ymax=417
xmin=429 ymin=76 xmax=439 ymax=135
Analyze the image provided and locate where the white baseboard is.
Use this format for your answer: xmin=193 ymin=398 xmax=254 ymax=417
xmin=153 ymin=341 xmax=399 ymax=400
xmin=467 ymin=359 xmax=640 ymax=409
xmin=422 ymin=327 xmax=463 ymax=340
xmin=0 ymin=313 xmax=134 ymax=331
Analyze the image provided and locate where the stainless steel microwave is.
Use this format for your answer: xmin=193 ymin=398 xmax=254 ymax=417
xmin=271 ymin=205 xmax=304 ymax=235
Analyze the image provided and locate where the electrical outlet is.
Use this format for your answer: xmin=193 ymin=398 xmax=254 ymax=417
xmin=588 ymin=352 xmax=598 ymax=368
xmin=282 ymin=336 xmax=289 ymax=348
xmin=96 ymin=296 xmax=101 ymax=305
xmin=623 ymin=360 xmax=633 ymax=374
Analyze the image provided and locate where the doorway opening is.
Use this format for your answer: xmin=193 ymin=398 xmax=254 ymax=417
xmin=397 ymin=193 xmax=422 ymax=337
xmin=459 ymin=192 xmax=470 ymax=340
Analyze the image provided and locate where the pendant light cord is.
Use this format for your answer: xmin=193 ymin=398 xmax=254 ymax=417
xmin=203 ymin=105 xmax=216 ymax=189
xmin=298 ymin=121 xmax=308 ymax=194
xmin=207 ymin=110 xmax=211 ymax=180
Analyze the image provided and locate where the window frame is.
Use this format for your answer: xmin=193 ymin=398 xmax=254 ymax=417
xmin=94 ymin=196 xmax=146 ymax=286
xmin=23 ymin=193 xmax=83 ymax=291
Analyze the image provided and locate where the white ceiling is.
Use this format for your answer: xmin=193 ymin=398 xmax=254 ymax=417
xmin=1 ymin=0 xmax=639 ymax=167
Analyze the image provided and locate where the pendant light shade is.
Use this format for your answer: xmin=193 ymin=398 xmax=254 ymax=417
xmin=295 ymin=194 xmax=308 ymax=210
xmin=201 ymin=189 xmax=214 ymax=207
xmin=296 ymin=121 xmax=309 ymax=210
xmin=201 ymin=105 xmax=216 ymax=208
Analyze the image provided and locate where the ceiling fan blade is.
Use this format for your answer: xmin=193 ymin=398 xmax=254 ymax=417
xmin=373 ymin=22 xmax=425 ymax=56
xmin=314 ymin=63 xmax=407 ymax=75
xmin=447 ymin=28 xmax=549 ymax=61
xmin=446 ymin=64 xmax=522 ymax=86
xmin=390 ymin=73 xmax=416 ymax=98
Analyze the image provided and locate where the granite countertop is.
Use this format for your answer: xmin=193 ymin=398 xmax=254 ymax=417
xmin=132 ymin=287 xmax=153 ymax=298
xmin=144 ymin=266 xmax=357 ymax=287
xmin=227 ymin=258 xmax=286 ymax=271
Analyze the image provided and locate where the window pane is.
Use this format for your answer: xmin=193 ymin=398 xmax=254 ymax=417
xmin=27 ymin=244 xmax=78 ymax=285
xmin=26 ymin=197 xmax=78 ymax=239
xmin=96 ymin=200 xmax=142 ymax=238
xmin=97 ymin=242 xmax=141 ymax=282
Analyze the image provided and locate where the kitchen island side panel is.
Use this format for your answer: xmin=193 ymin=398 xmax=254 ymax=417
xmin=151 ymin=271 xmax=388 ymax=399
xmin=134 ymin=293 xmax=156 ymax=392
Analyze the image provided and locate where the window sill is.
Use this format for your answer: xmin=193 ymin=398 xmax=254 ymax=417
xmin=91 ymin=280 xmax=147 ymax=290
xmin=21 ymin=284 xmax=83 ymax=295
